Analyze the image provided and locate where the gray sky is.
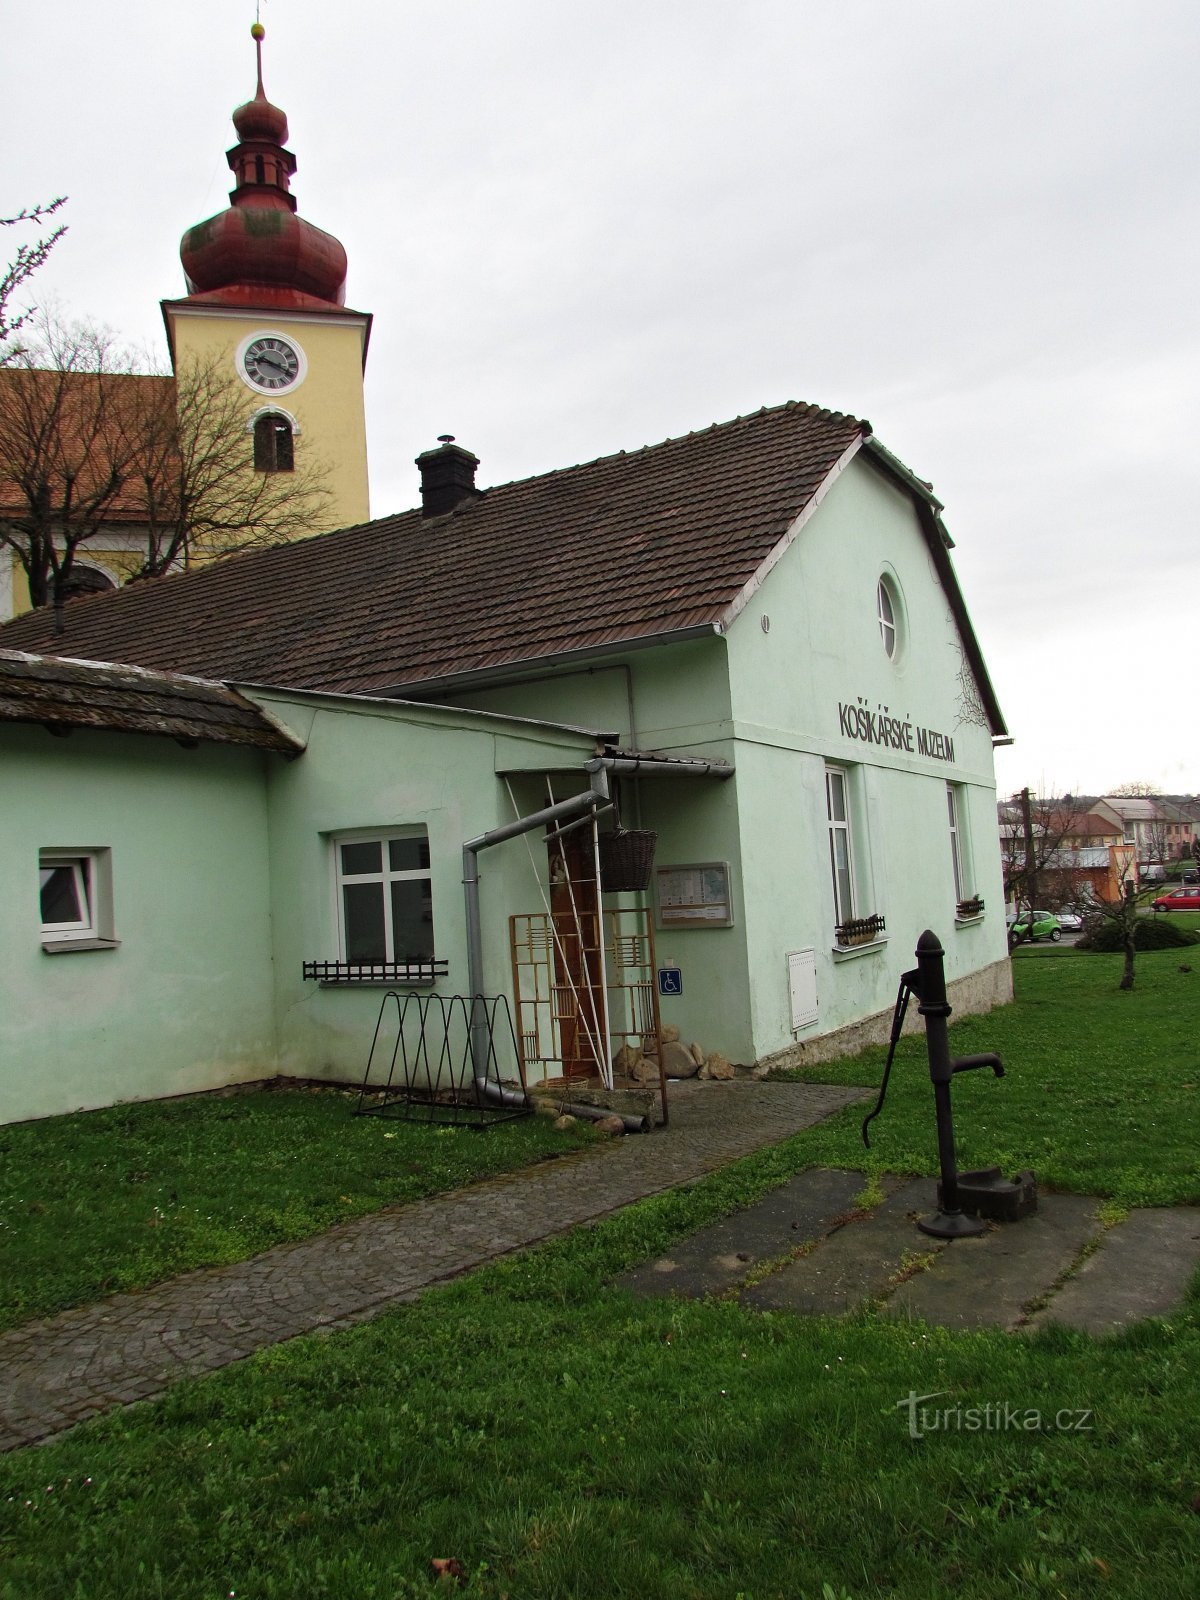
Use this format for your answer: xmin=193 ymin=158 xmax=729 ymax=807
xmin=6 ymin=0 xmax=1198 ymax=795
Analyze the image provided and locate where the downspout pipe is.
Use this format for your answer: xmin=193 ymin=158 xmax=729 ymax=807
xmin=462 ymin=764 xmax=652 ymax=1133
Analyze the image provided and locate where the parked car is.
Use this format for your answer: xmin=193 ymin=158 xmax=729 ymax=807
xmin=1054 ymin=907 xmax=1084 ymax=933
xmin=1151 ymin=887 xmax=1200 ymax=913
xmin=1009 ymin=909 xmax=1062 ymax=943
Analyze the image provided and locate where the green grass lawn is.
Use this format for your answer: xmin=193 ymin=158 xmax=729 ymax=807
xmin=777 ymin=947 xmax=1200 ymax=1209
xmin=1 ymin=953 xmax=1199 ymax=1598
xmin=0 ymin=1090 xmax=597 ymax=1332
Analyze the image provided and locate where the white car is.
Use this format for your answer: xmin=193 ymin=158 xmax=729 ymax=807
xmin=1054 ymin=907 xmax=1084 ymax=933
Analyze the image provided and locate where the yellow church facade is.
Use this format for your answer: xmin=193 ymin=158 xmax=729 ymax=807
xmin=0 ymin=25 xmax=369 ymax=621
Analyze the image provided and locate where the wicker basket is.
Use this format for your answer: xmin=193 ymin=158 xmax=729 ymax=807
xmin=598 ymin=828 xmax=658 ymax=893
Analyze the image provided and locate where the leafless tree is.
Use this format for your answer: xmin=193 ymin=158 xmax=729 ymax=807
xmin=1 ymin=312 xmax=330 ymax=615
xmin=1000 ymin=787 xmax=1078 ymax=940
xmin=0 ymin=316 xmax=142 ymax=612
xmin=1110 ymin=781 xmax=1161 ymax=797
xmin=0 ymin=199 xmax=67 ymax=360
xmin=129 ymin=352 xmax=330 ymax=578
xmin=1080 ymin=860 xmax=1141 ymax=991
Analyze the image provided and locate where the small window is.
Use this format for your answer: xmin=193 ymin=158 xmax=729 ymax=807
xmin=876 ymin=572 xmax=905 ymax=662
xmin=253 ymin=413 xmax=295 ymax=473
xmin=334 ymin=829 xmax=434 ymax=964
xmin=39 ymin=848 xmax=116 ymax=951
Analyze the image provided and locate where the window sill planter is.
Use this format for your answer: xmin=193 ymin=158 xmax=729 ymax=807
xmin=303 ymin=959 xmax=448 ymax=987
xmin=834 ymin=913 xmax=886 ymax=947
xmin=832 ymin=913 xmax=887 ymax=960
xmin=956 ymin=897 xmax=985 ymax=920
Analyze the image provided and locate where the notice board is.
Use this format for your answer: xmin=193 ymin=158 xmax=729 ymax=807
xmin=655 ymin=861 xmax=734 ymax=928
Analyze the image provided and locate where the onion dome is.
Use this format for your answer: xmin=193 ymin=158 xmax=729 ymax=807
xmin=178 ymin=24 xmax=348 ymax=310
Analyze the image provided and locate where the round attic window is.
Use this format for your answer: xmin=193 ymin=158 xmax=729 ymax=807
xmin=877 ymin=573 xmax=905 ymax=662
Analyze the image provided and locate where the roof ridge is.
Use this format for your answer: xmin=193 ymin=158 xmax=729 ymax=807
xmin=367 ymin=398 xmax=867 ymax=524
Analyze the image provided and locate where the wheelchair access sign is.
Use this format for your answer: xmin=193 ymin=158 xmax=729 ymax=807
xmin=658 ymin=967 xmax=683 ymax=997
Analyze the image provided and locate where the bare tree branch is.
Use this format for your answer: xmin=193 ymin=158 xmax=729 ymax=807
xmin=0 ymin=199 xmax=67 ymax=361
xmin=1 ymin=311 xmax=331 ymax=615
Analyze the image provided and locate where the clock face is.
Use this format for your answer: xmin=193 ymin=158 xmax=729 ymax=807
xmin=241 ymin=334 xmax=303 ymax=393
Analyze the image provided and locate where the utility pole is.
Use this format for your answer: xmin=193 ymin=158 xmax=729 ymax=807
xmin=1020 ymin=786 xmax=1037 ymax=939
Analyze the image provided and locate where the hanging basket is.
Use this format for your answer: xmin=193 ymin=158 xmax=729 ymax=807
xmin=598 ymin=828 xmax=658 ymax=893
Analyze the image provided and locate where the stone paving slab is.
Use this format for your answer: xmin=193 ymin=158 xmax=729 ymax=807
xmin=888 ymin=1194 xmax=1101 ymax=1331
xmin=614 ymin=1168 xmax=1200 ymax=1335
xmin=1025 ymin=1207 xmax=1200 ymax=1336
xmin=0 ymin=1081 xmax=865 ymax=1453
xmin=616 ymin=1167 xmax=868 ymax=1301
xmin=745 ymin=1178 xmax=940 ymax=1315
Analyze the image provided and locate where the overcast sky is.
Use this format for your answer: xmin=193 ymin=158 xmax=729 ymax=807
xmin=6 ymin=0 xmax=1198 ymax=795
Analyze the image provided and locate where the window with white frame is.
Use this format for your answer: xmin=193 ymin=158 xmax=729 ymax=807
xmin=39 ymin=848 xmax=115 ymax=950
xmin=947 ymin=784 xmax=965 ymax=901
xmin=877 ymin=578 xmax=896 ymax=658
xmin=826 ymin=767 xmax=856 ymax=925
xmin=826 ymin=768 xmax=884 ymax=946
xmin=334 ymin=829 xmax=434 ymax=964
xmin=948 ymin=784 xmax=979 ymax=912
xmin=876 ymin=572 xmax=905 ymax=662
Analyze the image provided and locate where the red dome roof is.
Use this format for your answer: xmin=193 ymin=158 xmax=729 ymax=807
xmin=177 ymin=26 xmax=347 ymax=309
xmin=181 ymin=209 xmax=348 ymax=306
xmin=232 ymin=87 xmax=288 ymax=146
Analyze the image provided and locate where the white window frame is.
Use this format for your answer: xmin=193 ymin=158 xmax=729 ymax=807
xmin=949 ymin=784 xmax=982 ymax=918
xmin=39 ymin=847 xmax=117 ymax=953
xmin=332 ymin=827 xmax=435 ymax=965
xmin=877 ymin=577 xmax=897 ymax=659
xmin=826 ymin=766 xmax=857 ymax=926
xmin=947 ymin=784 xmax=965 ymax=902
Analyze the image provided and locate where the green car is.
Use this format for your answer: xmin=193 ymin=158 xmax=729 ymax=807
xmin=1009 ymin=909 xmax=1062 ymax=944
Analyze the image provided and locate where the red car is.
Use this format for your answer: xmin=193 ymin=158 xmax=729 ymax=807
xmin=1151 ymin=887 xmax=1200 ymax=913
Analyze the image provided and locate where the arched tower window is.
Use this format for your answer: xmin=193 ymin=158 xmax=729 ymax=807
xmin=60 ymin=565 xmax=117 ymax=604
xmin=253 ymin=412 xmax=295 ymax=473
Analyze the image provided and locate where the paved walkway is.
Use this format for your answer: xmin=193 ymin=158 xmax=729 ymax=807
xmin=0 ymin=1081 xmax=865 ymax=1452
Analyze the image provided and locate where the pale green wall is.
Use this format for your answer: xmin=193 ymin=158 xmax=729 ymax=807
xmin=723 ymin=454 xmax=1009 ymax=1055
xmin=250 ymin=691 xmax=601 ymax=1085
xmin=428 ymin=453 xmax=1009 ymax=1065
xmin=434 ymin=637 xmax=731 ymax=752
xmin=0 ymin=725 xmax=277 ymax=1123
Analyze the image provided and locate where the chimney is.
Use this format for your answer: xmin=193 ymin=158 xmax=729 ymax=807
xmin=416 ymin=435 xmax=480 ymax=516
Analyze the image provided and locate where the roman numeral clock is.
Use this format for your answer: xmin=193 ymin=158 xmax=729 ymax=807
xmin=238 ymin=332 xmax=306 ymax=394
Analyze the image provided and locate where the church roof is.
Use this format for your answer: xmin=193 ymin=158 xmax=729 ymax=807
xmin=0 ymin=400 xmax=1007 ymax=735
xmin=0 ymin=369 xmax=175 ymax=523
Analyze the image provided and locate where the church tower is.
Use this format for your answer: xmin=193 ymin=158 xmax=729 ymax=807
xmin=162 ymin=23 xmax=372 ymax=533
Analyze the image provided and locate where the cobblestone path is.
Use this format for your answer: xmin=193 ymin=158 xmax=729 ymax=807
xmin=0 ymin=1081 xmax=864 ymax=1451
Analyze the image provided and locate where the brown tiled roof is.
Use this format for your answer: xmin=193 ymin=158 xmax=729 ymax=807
xmin=0 ymin=369 xmax=174 ymax=521
xmin=1050 ymin=811 xmax=1122 ymax=839
xmin=0 ymin=650 xmax=302 ymax=754
xmin=0 ymin=400 xmax=1006 ymax=733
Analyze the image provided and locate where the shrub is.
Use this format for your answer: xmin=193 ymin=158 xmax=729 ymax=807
xmin=1077 ymin=916 xmax=1200 ymax=952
